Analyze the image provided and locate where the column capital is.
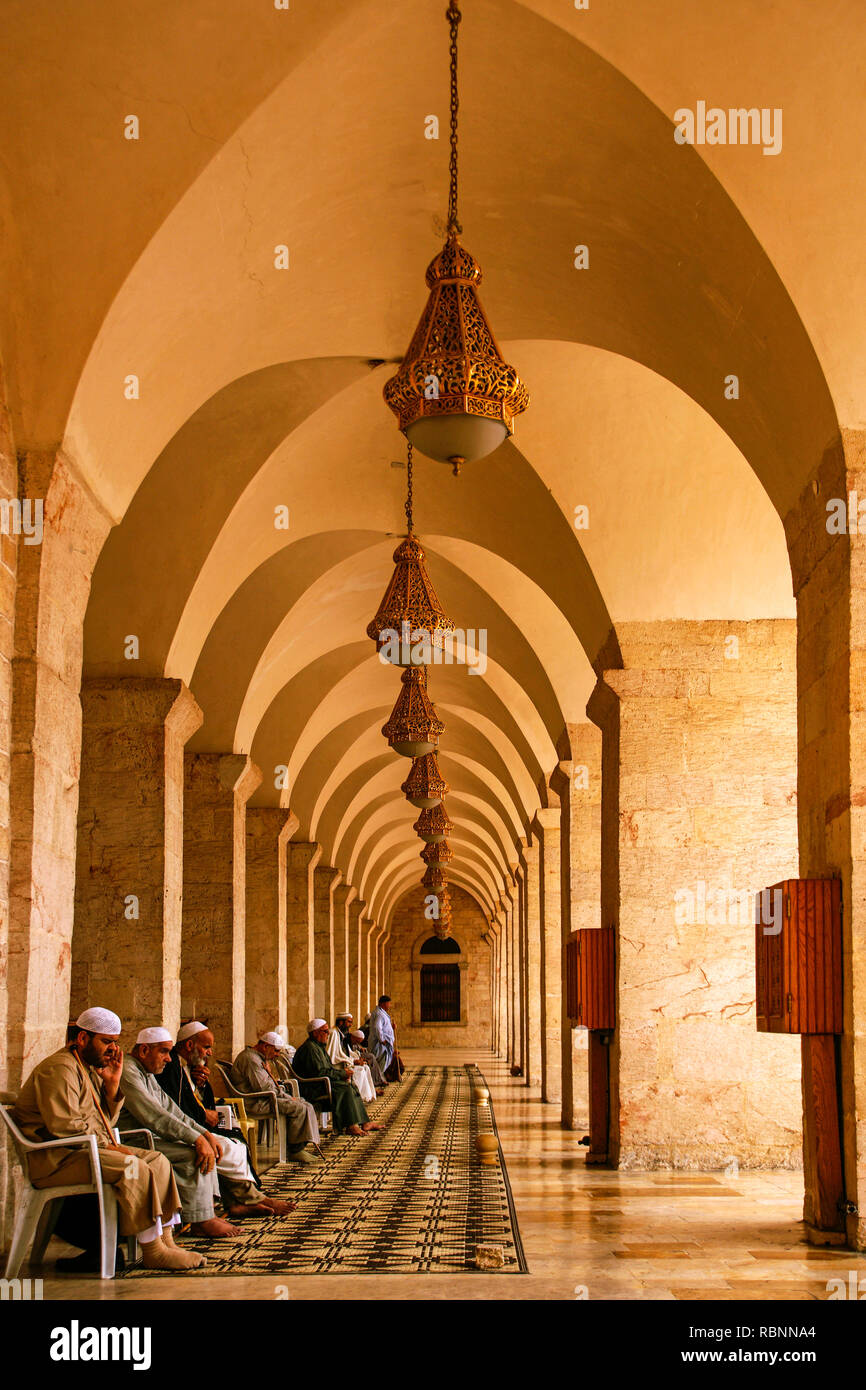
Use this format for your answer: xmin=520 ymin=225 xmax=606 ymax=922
xmin=218 ymin=753 xmax=262 ymax=803
xmin=519 ymin=837 xmax=539 ymax=870
xmin=81 ymin=676 xmax=204 ymax=740
xmin=315 ymin=863 xmax=342 ymax=891
xmin=286 ymin=841 xmax=322 ymax=871
xmin=532 ymin=807 xmax=560 ymax=837
xmin=334 ymin=883 xmax=357 ymax=909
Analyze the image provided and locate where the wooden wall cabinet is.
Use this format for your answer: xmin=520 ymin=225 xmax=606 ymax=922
xmin=566 ymin=926 xmax=615 ymax=1030
xmin=755 ymin=878 xmax=842 ymax=1034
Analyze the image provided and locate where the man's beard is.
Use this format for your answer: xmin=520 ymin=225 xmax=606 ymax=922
xmin=190 ymin=1047 xmax=208 ymax=1067
xmin=79 ymin=1039 xmax=107 ymax=1067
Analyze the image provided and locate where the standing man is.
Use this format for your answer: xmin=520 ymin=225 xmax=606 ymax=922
xmin=292 ymin=1020 xmax=384 ymax=1136
xmin=233 ymin=1031 xmax=322 ymax=1164
xmin=367 ymin=995 xmax=396 ymax=1077
xmin=12 ymin=1007 xmax=202 ymax=1272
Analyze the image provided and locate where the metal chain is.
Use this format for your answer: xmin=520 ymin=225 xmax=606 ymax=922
xmin=446 ymin=2 xmax=462 ymax=236
xmin=405 ymin=439 xmax=414 ymax=533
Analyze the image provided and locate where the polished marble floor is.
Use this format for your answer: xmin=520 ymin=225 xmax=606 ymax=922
xmin=34 ymin=1049 xmax=866 ymax=1301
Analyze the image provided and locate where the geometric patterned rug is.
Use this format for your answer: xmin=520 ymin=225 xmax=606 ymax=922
xmin=124 ymin=1065 xmax=527 ymax=1276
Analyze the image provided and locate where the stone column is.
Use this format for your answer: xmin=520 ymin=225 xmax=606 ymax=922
xmin=245 ymin=807 xmax=297 ymax=1042
xmin=588 ymin=621 xmax=800 ymax=1169
xmin=507 ymin=875 xmax=521 ymax=1071
xmin=498 ymin=897 xmax=511 ymax=1062
xmin=181 ymin=753 xmax=260 ymax=1056
xmin=786 ymin=434 xmax=866 ymax=1246
xmin=73 ymin=678 xmax=202 ymax=1037
xmin=361 ymin=916 xmax=377 ymax=1016
xmin=333 ymin=883 xmax=356 ymax=1016
xmin=519 ymin=839 xmax=541 ymax=1087
xmin=313 ymin=864 xmax=341 ymax=1022
xmin=534 ymin=808 xmax=563 ymax=1104
xmin=285 ymin=843 xmax=320 ymax=1043
xmin=552 ymin=723 xmax=601 ymax=1130
xmin=348 ymin=897 xmax=365 ymax=1021
xmin=7 ymin=451 xmax=111 ymax=1087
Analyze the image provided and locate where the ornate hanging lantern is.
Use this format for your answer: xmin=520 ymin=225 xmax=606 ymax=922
xmin=433 ymin=889 xmax=453 ymax=939
xmin=383 ymin=2 xmax=528 ymax=475
xmin=366 ymin=444 xmax=455 ymax=665
xmin=422 ymin=863 xmax=449 ymax=892
xmin=421 ymin=839 xmax=454 ymax=867
xmin=402 ymin=751 xmax=449 ymax=809
xmin=413 ymin=801 xmax=453 ymax=843
xmin=382 ymin=665 xmax=444 ymax=758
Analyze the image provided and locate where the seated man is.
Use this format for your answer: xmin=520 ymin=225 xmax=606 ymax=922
xmin=347 ymin=1025 xmax=387 ymax=1090
xmin=327 ymin=1013 xmax=378 ymax=1102
xmin=158 ymin=1020 xmax=264 ymax=1189
xmin=121 ymin=1027 xmax=293 ymax=1239
xmin=12 ymin=1007 xmax=202 ymax=1273
xmin=292 ymin=1019 xmax=384 ymax=1137
xmin=232 ymin=1031 xmax=322 ymax=1164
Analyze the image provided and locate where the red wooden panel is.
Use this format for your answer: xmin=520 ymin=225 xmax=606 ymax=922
xmin=567 ymin=927 xmax=616 ymax=1030
xmin=755 ymin=878 xmax=842 ymax=1035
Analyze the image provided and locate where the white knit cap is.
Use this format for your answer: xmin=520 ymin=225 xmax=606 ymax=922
xmin=350 ymin=1030 xmax=365 ymax=1042
xmin=336 ymin=1010 xmax=353 ymax=1020
xmin=75 ymin=1007 xmax=122 ymax=1036
xmin=135 ymin=1026 xmax=173 ymax=1046
xmin=259 ymin=1030 xmax=286 ymax=1049
xmin=307 ymin=1018 xmax=328 ymax=1033
xmin=177 ymin=1021 xmax=208 ymax=1042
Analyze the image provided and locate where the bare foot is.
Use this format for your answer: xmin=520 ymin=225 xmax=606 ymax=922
xmin=258 ymin=1197 xmax=296 ymax=1215
xmin=361 ymin=1122 xmax=384 ymax=1131
xmin=345 ymin=1124 xmax=365 ymax=1136
xmin=190 ymin=1217 xmax=242 ymax=1239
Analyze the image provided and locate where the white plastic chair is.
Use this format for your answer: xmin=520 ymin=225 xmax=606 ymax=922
xmin=1 ymin=1098 xmax=121 ymax=1279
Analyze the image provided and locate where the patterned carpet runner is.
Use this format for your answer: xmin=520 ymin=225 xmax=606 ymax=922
xmin=124 ymin=1064 xmax=527 ymax=1276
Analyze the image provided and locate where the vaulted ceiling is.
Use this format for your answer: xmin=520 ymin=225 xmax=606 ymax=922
xmin=3 ymin=0 xmax=858 ymax=926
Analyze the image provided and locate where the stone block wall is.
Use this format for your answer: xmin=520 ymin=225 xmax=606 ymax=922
xmin=591 ymin=620 xmax=802 ymax=1169
xmin=388 ymin=884 xmax=492 ymax=1048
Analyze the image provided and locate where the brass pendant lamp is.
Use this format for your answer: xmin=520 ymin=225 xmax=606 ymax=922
xmin=366 ymin=443 xmax=455 ymax=664
xmin=421 ymin=839 xmax=454 ymax=867
xmin=383 ymin=2 xmax=528 ymax=475
xmin=422 ymin=863 xmax=449 ymax=892
xmin=402 ymin=751 xmax=449 ymax=808
xmin=382 ymin=665 xmax=444 ymax=758
xmin=413 ymin=801 xmax=453 ymax=843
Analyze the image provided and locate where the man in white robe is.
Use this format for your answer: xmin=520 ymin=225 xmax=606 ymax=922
xmin=327 ymin=1013 xmax=376 ymax=1102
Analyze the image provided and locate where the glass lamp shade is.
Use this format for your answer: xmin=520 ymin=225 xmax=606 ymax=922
xmin=402 ymin=752 xmax=449 ymax=809
xmin=381 ymin=666 xmax=444 ymax=758
xmin=413 ymin=802 xmax=452 ymax=843
xmin=406 ymin=414 xmax=508 ymax=469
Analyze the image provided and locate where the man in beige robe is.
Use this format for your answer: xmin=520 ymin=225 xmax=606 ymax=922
xmin=12 ymin=1007 xmax=203 ymax=1272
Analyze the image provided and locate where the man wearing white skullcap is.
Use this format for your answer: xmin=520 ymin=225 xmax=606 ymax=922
xmin=232 ymin=1031 xmax=322 ymax=1163
xmin=12 ymin=1008 xmax=202 ymax=1274
xmin=292 ymin=1020 xmax=385 ymax=1136
xmin=157 ymin=1020 xmax=290 ymax=1210
xmin=120 ymin=1027 xmax=294 ymax=1238
xmin=326 ymin=1013 xmax=378 ymax=1102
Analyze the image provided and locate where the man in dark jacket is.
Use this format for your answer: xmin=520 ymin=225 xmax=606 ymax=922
xmin=291 ymin=1019 xmax=384 ymax=1136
